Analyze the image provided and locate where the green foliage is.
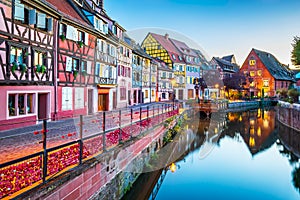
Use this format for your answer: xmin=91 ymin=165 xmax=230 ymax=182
xmin=60 ymin=34 xmax=66 ymax=41
xmin=73 ymin=70 xmax=78 ymax=78
xmin=77 ymin=41 xmax=83 ymax=48
xmin=291 ymin=36 xmax=300 ymax=66
xmin=288 ymin=88 xmax=299 ymax=103
xmin=19 ymin=63 xmax=27 ymax=72
xmin=11 ymin=62 xmax=18 ymax=73
xmin=35 ymin=65 xmax=46 ymax=73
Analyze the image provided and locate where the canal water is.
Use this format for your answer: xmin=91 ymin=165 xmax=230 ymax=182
xmin=123 ymin=107 xmax=300 ymax=200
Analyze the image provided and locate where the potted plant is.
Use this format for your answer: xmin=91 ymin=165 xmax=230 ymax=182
xmin=35 ymin=64 xmax=41 ymax=73
xmin=19 ymin=63 xmax=27 ymax=72
xmin=41 ymin=65 xmax=46 ymax=73
xmin=77 ymin=41 xmax=83 ymax=48
xmin=60 ymin=34 xmax=66 ymax=41
xmin=82 ymin=70 xmax=87 ymax=76
xmin=73 ymin=70 xmax=78 ymax=78
xmin=11 ymin=62 xmax=18 ymax=73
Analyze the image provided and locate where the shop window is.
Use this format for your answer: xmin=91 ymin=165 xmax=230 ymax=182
xmin=8 ymin=93 xmax=34 ymax=117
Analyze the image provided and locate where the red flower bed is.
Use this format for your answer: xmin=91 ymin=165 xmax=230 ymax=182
xmin=0 ymin=158 xmax=42 ymax=198
xmin=0 ymin=144 xmax=90 ymax=199
xmin=106 ymin=129 xmax=130 ymax=147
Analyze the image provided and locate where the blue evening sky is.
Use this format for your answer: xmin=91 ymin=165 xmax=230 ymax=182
xmin=105 ymin=0 xmax=300 ymax=67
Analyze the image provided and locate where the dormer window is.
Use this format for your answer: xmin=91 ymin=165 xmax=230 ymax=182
xmin=179 ymin=56 xmax=182 ymax=61
xmin=172 ymin=54 xmax=176 ymax=60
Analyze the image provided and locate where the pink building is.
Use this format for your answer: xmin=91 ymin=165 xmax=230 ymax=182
xmin=0 ymin=0 xmax=58 ymax=130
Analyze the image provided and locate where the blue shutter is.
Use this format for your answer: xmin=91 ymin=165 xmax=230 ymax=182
xmin=37 ymin=13 xmax=46 ymax=29
xmin=14 ymin=1 xmax=25 ymax=21
xmin=28 ymin=9 xmax=36 ymax=25
xmin=47 ymin=18 xmax=53 ymax=32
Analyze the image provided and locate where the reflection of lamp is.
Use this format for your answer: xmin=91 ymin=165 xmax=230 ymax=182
xmin=169 ymin=162 xmax=180 ymax=173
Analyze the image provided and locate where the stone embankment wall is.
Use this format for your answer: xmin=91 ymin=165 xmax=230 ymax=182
xmin=228 ymin=101 xmax=259 ymax=109
xmin=277 ymin=101 xmax=300 ymax=132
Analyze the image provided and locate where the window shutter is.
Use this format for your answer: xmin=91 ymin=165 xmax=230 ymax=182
xmin=73 ymin=28 xmax=78 ymax=41
xmin=37 ymin=13 xmax=46 ymax=29
xmin=62 ymin=87 xmax=67 ymax=110
xmin=87 ymin=61 xmax=92 ymax=74
xmin=112 ymin=67 xmax=116 ymax=79
xmin=99 ymin=20 xmax=103 ymax=32
xmin=75 ymin=88 xmax=84 ymax=109
xmin=65 ymin=57 xmax=72 ymax=72
xmin=68 ymin=88 xmax=73 ymax=110
xmin=84 ymin=33 xmax=89 ymax=45
xmin=28 ymin=9 xmax=36 ymax=25
xmin=66 ymin=25 xmax=73 ymax=40
xmin=47 ymin=18 xmax=53 ymax=32
xmin=104 ymin=66 xmax=109 ymax=78
xmin=14 ymin=1 xmax=25 ymax=21
xmin=103 ymin=24 xmax=108 ymax=34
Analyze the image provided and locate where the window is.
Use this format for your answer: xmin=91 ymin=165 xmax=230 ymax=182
xmin=95 ymin=62 xmax=100 ymax=76
xmin=120 ymin=87 xmax=126 ymax=100
xmin=10 ymin=46 xmax=24 ymax=65
xmin=250 ymin=71 xmax=255 ymax=77
xmin=257 ymin=70 xmax=262 ymax=76
xmin=162 ymin=72 xmax=166 ymax=78
xmin=249 ymin=59 xmax=256 ymax=66
xmin=34 ymin=51 xmax=47 ymax=66
xmin=8 ymin=93 xmax=34 ymax=117
xmin=145 ymin=90 xmax=149 ymax=98
xmin=81 ymin=60 xmax=87 ymax=72
xmin=263 ymin=80 xmax=269 ymax=87
xmin=65 ymin=57 xmax=79 ymax=72
xmin=152 ymin=90 xmax=155 ymax=97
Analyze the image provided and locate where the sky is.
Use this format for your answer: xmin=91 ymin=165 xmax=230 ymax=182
xmin=105 ymin=0 xmax=300 ymax=68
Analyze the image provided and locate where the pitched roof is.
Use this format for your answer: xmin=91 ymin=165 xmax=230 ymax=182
xmin=222 ymin=55 xmax=234 ymax=63
xmin=45 ymin=0 xmax=90 ymax=27
xmin=170 ymin=38 xmax=199 ymax=65
xmin=212 ymin=57 xmax=239 ymax=73
xmin=149 ymin=33 xmax=185 ymax=64
xmin=253 ymin=49 xmax=295 ymax=81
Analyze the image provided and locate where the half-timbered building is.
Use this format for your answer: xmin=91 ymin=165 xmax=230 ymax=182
xmin=46 ymin=0 xmax=96 ymax=118
xmin=142 ymin=33 xmax=186 ymax=100
xmin=79 ymin=0 xmax=122 ymax=111
xmin=0 ymin=0 xmax=59 ymax=130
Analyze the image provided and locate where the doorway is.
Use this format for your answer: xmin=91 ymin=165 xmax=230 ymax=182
xmin=88 ymin=89 xmax=93 ymax=115
xmin=98 ymin=94 xmax=108 ymax=111
xmin=38 ymin=93 xmax=48 ymax=120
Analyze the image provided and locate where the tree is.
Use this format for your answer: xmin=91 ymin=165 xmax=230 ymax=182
xmin=223 ymin=72 xmax=251 ymax=98
xmin=291 ymin=36 xmax=300 ymax=66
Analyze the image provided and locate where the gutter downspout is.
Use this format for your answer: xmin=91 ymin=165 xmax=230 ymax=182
xmin=53 ymin=19 xmax=60 ymax=120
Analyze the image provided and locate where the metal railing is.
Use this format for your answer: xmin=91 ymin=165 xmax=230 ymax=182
xmin=0 ymin=103 xmax=179 ymax=199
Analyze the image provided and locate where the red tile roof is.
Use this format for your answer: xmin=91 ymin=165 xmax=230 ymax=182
xmin=170 ymin=38 xmax=199 ymax=65
xmin=150 ymin=33 xmax=185 ymax=64
xmin=45 ymin=0 xmax=90 ymax=27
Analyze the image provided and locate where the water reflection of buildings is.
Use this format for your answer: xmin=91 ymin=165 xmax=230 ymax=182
xmin=225 ymin=108 xmax=277 ymax=156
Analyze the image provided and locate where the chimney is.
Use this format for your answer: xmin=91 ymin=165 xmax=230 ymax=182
xmin=165 ymin=33 xmax=169 ymax=40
